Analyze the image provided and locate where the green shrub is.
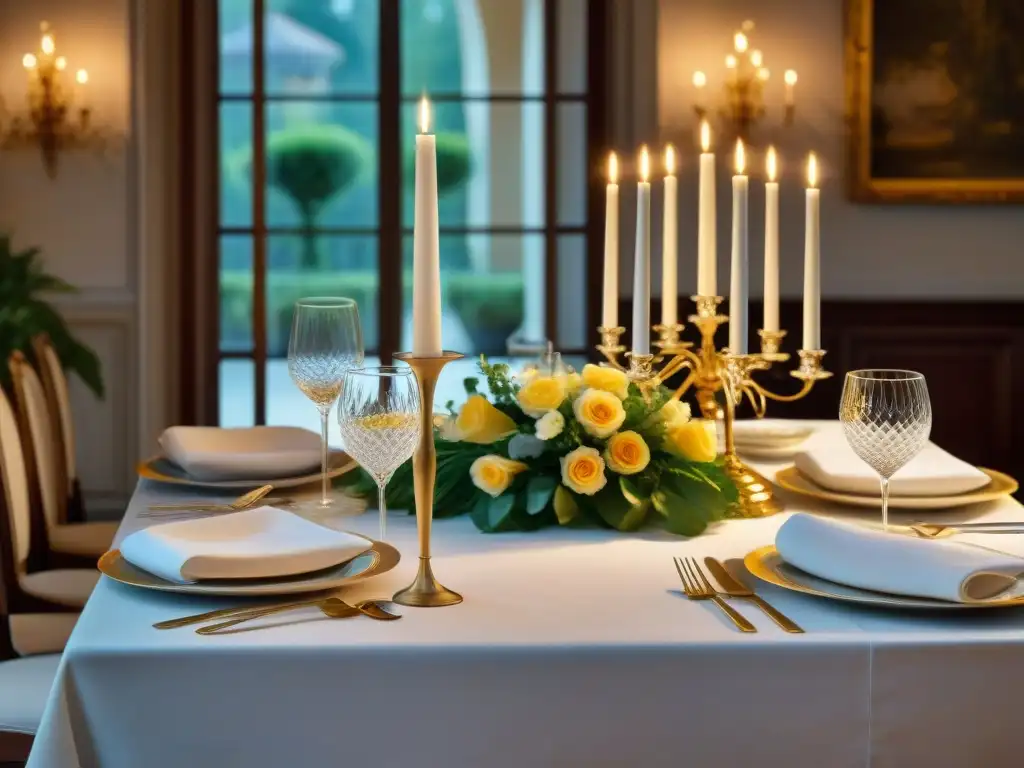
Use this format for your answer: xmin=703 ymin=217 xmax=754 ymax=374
xmin=404 ymin=132 xmax=472 ymax=197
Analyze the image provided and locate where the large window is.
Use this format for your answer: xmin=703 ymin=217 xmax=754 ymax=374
xmin=205 ymin=0 xmax=606 ymax=430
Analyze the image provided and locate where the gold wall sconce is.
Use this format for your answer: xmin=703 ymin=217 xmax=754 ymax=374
xmin=0 ymin=22 xmax=105 ymax=178
xmin=691 ymin=20 xmax=797 ymax=145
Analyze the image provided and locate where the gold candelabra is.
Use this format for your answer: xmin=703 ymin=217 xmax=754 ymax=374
xmin=597 ymin=296 xmax=831 ymax=517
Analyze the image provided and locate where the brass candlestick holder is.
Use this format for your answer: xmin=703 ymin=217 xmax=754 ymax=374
xmin=596 ymin=296 xmax=831 ymax=516
xmin=392 ymin=350 xmax=464 ymax=608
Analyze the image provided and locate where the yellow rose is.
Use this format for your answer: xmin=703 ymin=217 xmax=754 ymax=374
xmin=560 ymin=446 xmax=608 ymax=496
xmin=604 ymin=430 xmax=651 ymax=475
xmin=517 ymin=376 xmax=567 ymax=418
xmin=658 ymin=399 xmax=692 ymax=427
xmin=456 ymin=395 xmax=518 ymax=444
xmin=665 ymin=419 xmax=718 ymax=463
xmin=581 ymin=363 xmax=630 ymax=400
xmin=573 ymin=388 xmax=626 ymax=438
xmin=566 ymin=371 xmax=583 ymax=394
xmin=470 ymin=455 xmax=528 ymax=497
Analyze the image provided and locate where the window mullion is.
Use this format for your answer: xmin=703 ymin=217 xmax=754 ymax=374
xmin=378 ymin=0 xmax=402 ymax=364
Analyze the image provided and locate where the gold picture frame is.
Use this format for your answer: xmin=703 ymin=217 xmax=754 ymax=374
xmin=846 ymin=0 xmax=1024 ymax=203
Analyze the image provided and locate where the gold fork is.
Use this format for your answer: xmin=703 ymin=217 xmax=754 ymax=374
xmin=145 ymin=485 xmax=274 ymax=513
xmin=673 ymin=557 xmax=756 ymax=633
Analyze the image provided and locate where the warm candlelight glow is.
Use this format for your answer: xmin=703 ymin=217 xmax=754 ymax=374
xmin=55 ymin=56 xmax=66 ymax=71
xmin=725 ymin=54 xmax=737 ymax=69
xmin=75 ymin=69 xmax=88 ymax=85
xmin=750 ymin=50 xmax=763 ymax=67
xmin=41 ymin=34 xmax=55 ymax=55
xmin=22 ymin=53 xmax=37 ymax=69
xmin=639 ymin=145 xmax=650 ymax=182
xmin=608 ymin=152 xmax=618 ymax=184
xmin=807 ymin=152 xmax=818 ymax=188
xmin=758 ymin=67 xmax=770 ymax=82
xmin=692 ymin=70 xmax=706 ymax=88
xmin=700 ymin=120 xmax=711 ymax=152
xmin=767 ymin=146 xmax=778 ymax=182
xmin=734 ymin=32 xmax=748 ymax=53
xmin=734 ymin=139 xmax=746 ymax=175
xmin=418 ymin=95 xmax=431 ymax=134
xmin=665 ymin=145 xmax=676 ymax=176
xmin=784 ymin=69 xmax=798 ymax=86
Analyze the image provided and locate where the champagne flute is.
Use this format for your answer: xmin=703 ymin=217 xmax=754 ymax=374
xmin=839 ymin=369 xmax=932 ymax=531
xmin=288 ymin=297 xmax=364 ymax=513
xmin=338 ymin=366 xmax=421 ymax=540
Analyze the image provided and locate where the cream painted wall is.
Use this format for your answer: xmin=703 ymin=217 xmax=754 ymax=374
xmin=648 ymin=0 xmax=1024 ymax=300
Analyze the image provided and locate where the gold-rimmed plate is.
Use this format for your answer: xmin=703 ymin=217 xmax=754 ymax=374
xmin=775 ymin=466 xmax=1018 ymax=510
xmin=99 ymin=539 xmax=400 ymax=596
xmin=744 ymin=545 xmax=1024 ymax=610
xmin=137 ymin=451 xmax=356 ymax=489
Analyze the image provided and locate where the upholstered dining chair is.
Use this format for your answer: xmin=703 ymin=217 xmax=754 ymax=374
xmin=9 ymin=351 xmax=117 ymax=568
xmin=0 ymin=380 xmax=100 ymax=611
xmin=30 ymin=335 xmax=86 ymax=524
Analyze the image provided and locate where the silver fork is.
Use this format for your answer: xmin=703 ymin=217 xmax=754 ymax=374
xmin=673 ymin=556 xmax=756 ymax=633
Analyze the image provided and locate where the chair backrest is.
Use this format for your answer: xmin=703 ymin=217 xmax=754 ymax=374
xmin=31 ymin=336 xmax=75 ymax=497
xmin=0 ymin=388 xmax=32 ymax=572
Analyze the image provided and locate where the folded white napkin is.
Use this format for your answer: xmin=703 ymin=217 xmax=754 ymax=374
xmin=159 ymin=426 xmax=322 ymax=481
xmin=794 ymin=423 xmax=990 ymax=497
xmin=732 ymin=419 xmax=813 ymax=447
xmin=120 ymin=506 xmax=372 ymax=584
xmin=776 ymin=513 xmax=1024 ymax=603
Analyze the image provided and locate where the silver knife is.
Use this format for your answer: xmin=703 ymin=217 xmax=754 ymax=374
xmin=705 ymin=557 xmax=804 ymax=634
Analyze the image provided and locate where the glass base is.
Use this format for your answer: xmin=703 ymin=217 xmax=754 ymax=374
xmin=285 ymin=495 xmax=366 ymax=521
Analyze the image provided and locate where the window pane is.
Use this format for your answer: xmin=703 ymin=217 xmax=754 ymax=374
xmin=220 ymin=103 xmax=253 ymax=228
xmin=401 ymin=0 xmax=544 ymax=97
xmin=401 ymin=101 xmax=545 ymax=229
xmin=220 ymin=235 xmax=254 ymax=353
xmin=556 ymin=235 xmax=587 ymax=350
xmin=265 ymin=235 xmax=379 ymax=354
xmin=401 ymin=233 xmax=541 ymax=356
xmin=557 ymin=0 xmax=587 ymax=94
xmin=557 ymin=103 xmax=586 ymax=226
xmin=220 ymin=0 xmax=253 ymax=94
xmin=262 ymin=101 xmax=379 ymax=229
xmin=219 ymin=359 xmax=255 ymax=426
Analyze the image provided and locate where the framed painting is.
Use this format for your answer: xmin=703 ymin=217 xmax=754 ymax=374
xmin=846 ymin=0 xmax=1024 ymax=202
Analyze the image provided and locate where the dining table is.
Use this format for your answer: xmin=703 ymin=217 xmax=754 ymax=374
xmin=26 ymin=421 xmax=1024 ymax=768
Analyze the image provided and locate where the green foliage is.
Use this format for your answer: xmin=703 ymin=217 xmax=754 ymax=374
xmin=404 ymin=132 xmax=473 ymax=197
xmin=0 ymin=235 xmax=103 ymax=398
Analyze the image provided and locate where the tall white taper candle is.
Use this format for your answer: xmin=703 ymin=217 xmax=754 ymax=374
xmin=412 ymin=96 xmax=443 ymax=356
xmin=602 ymin=153 xmax=620 ymax=328
xmin=763 ymin=146 xmax=780 ymax=332
xmin=661 ymin=145 xmax=678 ymax=327
xmin=803 ymin=152 xmax=821 ymax=350
xmin=697 ymin=121 xmax=716 ymax=296
xmin=728 ymin=139 xmax=749 ymax=354
xmin=632 ymin=146 xmax=652 ymax=355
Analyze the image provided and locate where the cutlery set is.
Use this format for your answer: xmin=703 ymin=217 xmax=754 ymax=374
xmin=155 ymin=595 xmax=401 ymax=634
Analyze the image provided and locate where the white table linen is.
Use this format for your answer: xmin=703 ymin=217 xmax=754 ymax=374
xmin=28 ymin=421 xmax=1024 ymax=768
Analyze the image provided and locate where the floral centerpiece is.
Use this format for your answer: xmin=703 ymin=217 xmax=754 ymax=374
xmin=343 ymin=359 xmax=738 ymax=536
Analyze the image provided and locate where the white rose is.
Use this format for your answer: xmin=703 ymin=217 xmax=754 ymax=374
xmin=535 ymin=410 xmax=565 ymax=441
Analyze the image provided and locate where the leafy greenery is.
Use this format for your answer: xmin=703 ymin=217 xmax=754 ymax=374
xmin=0 ymin=234 xmax=103 ymax=397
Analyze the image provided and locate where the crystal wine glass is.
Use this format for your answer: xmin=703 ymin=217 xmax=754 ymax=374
xmin=839 ymin=369 xmax=932 ymax=531
xmin=338 ymin=366 xmax=421 ymax=540
xmin=288 ymin=297 xmax=364 ymax=513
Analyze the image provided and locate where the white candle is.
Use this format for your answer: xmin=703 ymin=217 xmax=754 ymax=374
xmin=764 ymin=146 xmax=780 ymax=332
xmin=728 ymin=139 xmax=749 ymax=354
xmin=602 ymin=153 xmax=620 ymax=328
xmin=661 ymin=145 xmax=678 ymax=327
xmin=632 ymin=146 xmax=652 ymax=355
xmin=784 ymin=70 xmax=798 ymax=107
xmin=696 ymin=121 xmax=716 ymax=296
xmin=412 ymin=96 xmax=442 ymax=356
xmin=803 ymin=152 xmax=821 ymax=350
xmin=692 ymin=71 xmax=706 ymax=113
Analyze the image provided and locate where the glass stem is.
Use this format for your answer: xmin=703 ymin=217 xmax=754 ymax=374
xmin=880 ymin=476 xmax=890 ymax=531
xmin=378 ymin=483 xmax=387 ymax=541
xmin=319 ymin=407 xmax=330 ymax=506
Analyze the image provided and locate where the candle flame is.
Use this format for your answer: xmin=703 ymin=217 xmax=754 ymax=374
xmin=784 ymin=69 xmax=798 ymax=86
xmin=55 ymin=56 xmax=66 ymax=71
xmin=639 ymin=145 xmax=650 ymax=182
xmin=725 ymin=54 xmax=737 ymax=69
xmin=76 ymin=69 xmax=88 ymax=85
xmin=692 ymin=70 xmax=706 ymax=88
xmin=665 ymin=144 xmax=676 ymax=175
xmin=608 ymin=152 xmax=618 ymax=184
xmin=734 ymin=32 xmax=748 ymax=53
xmin=750 ymin=49 xmax=763 ymax=67
xmin=807 ymin=152 xmax=818 ymax=188
xmin=22 ymin=53 xmax=36 ymax=70
xmin=766 ymin=146 xmax=777 ymax=182
xmin=41 ymin=34 xmax=55 ymax=55
xmin=700 ymin=120 xmax=710 ymax=152
xmin=734 ymin=139 xmax=746 ymax=175
xmin=757 ymin=67 xmax=770 ymax=82
xmin=418 ymin=95 xmax=431 ymax=134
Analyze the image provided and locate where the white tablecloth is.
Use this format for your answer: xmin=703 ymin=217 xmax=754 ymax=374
xmin=27 ymin=423 xmax=1024 ymax=768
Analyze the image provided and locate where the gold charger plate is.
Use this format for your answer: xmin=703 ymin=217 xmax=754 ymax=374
xmin=99 ymin=538 xmax=400 ymax=596
xmin=744 ymin=545 xmax=1024 ymax=610
xmin=137 ymin=451 xmax=356 ymax=489
xmin=775 ymin=466 xmax=1018 ymax=510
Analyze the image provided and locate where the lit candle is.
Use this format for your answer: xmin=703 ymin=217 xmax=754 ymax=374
xmin=41 ymin=33 xmax=55 ymax=58
xmin=602 ymin=152 xmax=620 ymax=328
xmin=803 ymin=153 xmax=821 ymax=350
xmin=728 ymin=139 xmax=749 ymax=354
xmin=22 ymin=54 xmax=37 ymax=70
xmin=734 ymin=32 xmax=748 ymax=53
xmin=784 ymin=70 xmax=798 ymax=107
xmin=692 ymin=71 xmax=706 ymax=112
xmin=661 ymin=145 xmax=678 ymax=327
xmin=763 ymin=146 xmax=780 ymax=333
xmin=632 ymin=146 xmax=651 ymax=355
xmin=696 ymin=121 xmax=716 ymax=296
xmin=412 ymin=96 xmax=442 ymax=356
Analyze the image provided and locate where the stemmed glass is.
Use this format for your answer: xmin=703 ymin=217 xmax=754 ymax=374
xmin=839 ymin=369 xmax=932 ymax=531
xmin=288 ymin=297 xmax=364 ymax=513
xmin=338 ymin=366 xmax=421 ymax=540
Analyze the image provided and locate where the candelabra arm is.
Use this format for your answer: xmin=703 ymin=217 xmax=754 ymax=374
xmin=745 ymin=375 xmax=816 ymax=404
xmin=657 ymin=348 xmax=702 ymax=386
xmin=671 ymin=369 xmax=698 ymax=402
